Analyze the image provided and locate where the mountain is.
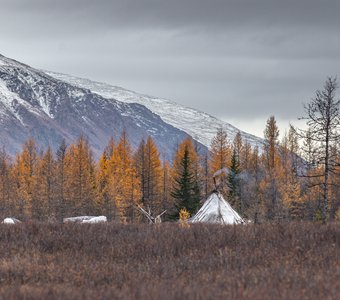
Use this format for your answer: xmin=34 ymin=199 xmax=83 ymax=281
xmin=0 ymin=53 xmax=263 ymax=160
xmin=46 ymin=71 xmax=264 ymax=149
xmin=0 ymin=54 xmax=190 ymax=159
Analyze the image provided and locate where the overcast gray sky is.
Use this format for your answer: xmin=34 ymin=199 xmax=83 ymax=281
xmin=1 ymin=0 xmax=339 ymax=137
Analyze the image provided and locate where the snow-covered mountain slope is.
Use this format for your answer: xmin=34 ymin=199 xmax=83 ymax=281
xmin=0 ymin=54 xmax=190 ymax=159
xmin=46 ymin=72 xmax=264 ymax=149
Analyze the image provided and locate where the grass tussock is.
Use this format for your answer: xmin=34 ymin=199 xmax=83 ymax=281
xmin=0 ymin=222 xmax=339 ymax=300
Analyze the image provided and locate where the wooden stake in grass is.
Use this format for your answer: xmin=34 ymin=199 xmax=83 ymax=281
xmin=136 ymin=204 xmax=166 ymax=224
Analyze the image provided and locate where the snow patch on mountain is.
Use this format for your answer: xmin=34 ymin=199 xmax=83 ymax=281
xmin=0 ymin=55 xmax=56 ymax=118
xmin=0 ymin=78 xmax=42 ymax=124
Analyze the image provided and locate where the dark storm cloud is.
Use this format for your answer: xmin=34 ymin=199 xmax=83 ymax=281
xmin=4 ymin=0 xmax=340 ymax=29
xmin=0 ymin=0 xmax=339 ymax=136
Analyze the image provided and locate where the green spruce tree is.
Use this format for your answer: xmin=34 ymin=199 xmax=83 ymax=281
xmin=228 ymin=149 xmax=241 ymax=212
xmin=171 ymin=144 xmax=200 ymax=219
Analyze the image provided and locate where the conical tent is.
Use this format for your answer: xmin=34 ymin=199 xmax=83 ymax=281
xmin=190 ymin=192 xmax=244 ymax=225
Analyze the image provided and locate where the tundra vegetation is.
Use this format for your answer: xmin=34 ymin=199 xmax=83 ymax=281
xmin=0 ymin=222 xmax=339 ymax=300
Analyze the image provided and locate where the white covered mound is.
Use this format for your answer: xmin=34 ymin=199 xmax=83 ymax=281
xmin=190 ymin=192 xmax=244 ymax=225
xmin=82 ymin=216 xmax=107 ymax=223
xmin=2 ymin=217 xmax=21 ymax=224
xmin=63 ymin=216 xmax=107 ymax=223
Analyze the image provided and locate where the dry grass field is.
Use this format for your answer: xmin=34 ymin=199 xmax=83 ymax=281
xmin=0 ymin=222 xmax=339 ymax=300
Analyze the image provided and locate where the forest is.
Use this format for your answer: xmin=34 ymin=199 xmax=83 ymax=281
xmin=0 ymin=78 xmax=339 ymax=224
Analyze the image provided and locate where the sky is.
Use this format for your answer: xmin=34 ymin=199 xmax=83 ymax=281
xmin=1 ymin=0 xmax=339 ymax=138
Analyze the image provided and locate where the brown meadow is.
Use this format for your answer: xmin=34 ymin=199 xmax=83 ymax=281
xmin=0 ymin=222 xmax=339 ymax=300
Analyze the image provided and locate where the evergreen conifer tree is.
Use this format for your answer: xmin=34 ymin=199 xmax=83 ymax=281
xmin=171 ymin=141 xmax=200 ymax=218
xmin=228 ymin=148 xmax=241 ymax=212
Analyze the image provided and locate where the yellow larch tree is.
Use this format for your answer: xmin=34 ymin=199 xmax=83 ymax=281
xmin=233 ymin=131 xmax=243 ymax=165
xmin=210 ymin=127 xmax=231 ymax=174
xmin=134 ymin=139 xmax=146 ymax=205
xmin=209 ymin=127 xmax=231 ymax=196
xmin=64 ymin=136 xmax=96 ymax=216
xmin=35 ymin=147 xmax=56 ymax=220
xmin=142 ymin=136 xmax=162 ymax=213
xmin=13 ymin=138 xmax=38 ymax=219
xmin=96 ymin=148 xmax=116 ymax=219
xmin=0 ymin=148 xmax=12 ymax=217
xmin=108 ymin=131 xmax=141 ymax=223
xmin=55 ymin=139 xmax=67 ymax=222
xmin=172 ymin=138 xmax=199 ymax=181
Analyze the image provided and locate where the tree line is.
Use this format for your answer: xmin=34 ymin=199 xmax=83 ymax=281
xmin=0 ymin=77 xmax=339 ymax=223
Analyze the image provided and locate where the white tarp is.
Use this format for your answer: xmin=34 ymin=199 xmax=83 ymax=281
xmin=82 ymin=216 xmax=107 ymax=223
xmin=190 ymin=192 xmax=244 ymax=225
xmin=2 ymin=217 xmax=21 ymax=224
xmin=63 ymin=216 xmax=107 ymax=224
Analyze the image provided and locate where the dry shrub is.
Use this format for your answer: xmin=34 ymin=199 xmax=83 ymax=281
xmin=179 ymin=208 xmax=190 ymax=228
xmin=0 ymin=222 xmax=339 ymax=299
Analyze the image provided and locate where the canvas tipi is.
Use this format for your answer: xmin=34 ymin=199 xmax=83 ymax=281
xmin=190 ymin=191 xmax=244 ymax=225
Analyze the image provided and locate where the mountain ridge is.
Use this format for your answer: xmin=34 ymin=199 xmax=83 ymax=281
xmin=46 ymin=70 xmax=264 ymax=149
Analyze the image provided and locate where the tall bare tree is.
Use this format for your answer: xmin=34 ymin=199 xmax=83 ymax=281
xmin=294 ymin=77 xmax=340 ymax=222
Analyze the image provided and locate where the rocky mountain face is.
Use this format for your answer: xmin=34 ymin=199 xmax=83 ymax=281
xmin=0 ymin=54 xmax=190 ymax=160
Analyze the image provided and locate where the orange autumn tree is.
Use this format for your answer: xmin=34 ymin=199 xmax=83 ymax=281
xmin=55 ymin=139 xmax=68 ymax=222
xmin=108 ymin=131 xmax=141 ymax=223
xmin=210 ymin=127 xmax=231 ymax=173
xmin=0 ymin=148 xmax=12 ymax=217
xmin=96 ymin=138 xmax=117 ymax=219
xmin=135 ymin=136 xmax=162 ymax=214
xmin=64 ymin=136 xmax=96 ymax=216
xmin=241 ymin=141 xmax=252 ymax=171
xmin=134 ymin=139 xmax=146 ymax=206
xmin=233 ymin=131 xmax=243 ymax=163
xmin=96 ymin=152 xmax=111 ymax=217
xmin=13 ymin=138 xmax=39 ymax=219
xmin=209 ymin=127 xmax=231 ymax=196
xmin=35 ymin=146 xmax=56 ymax=220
